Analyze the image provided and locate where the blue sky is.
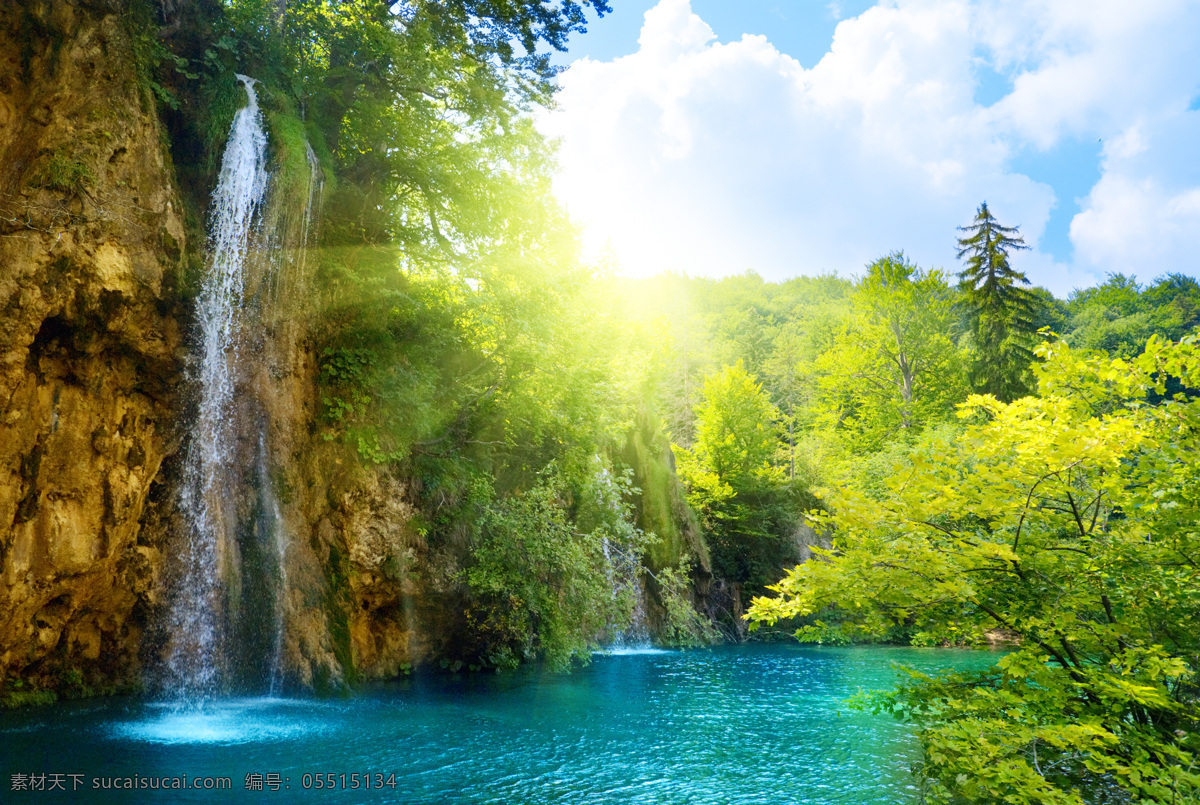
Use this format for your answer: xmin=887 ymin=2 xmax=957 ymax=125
xmin=560 ymin=1 xmax=879 ymax=68
xmin=543 ymin=0 xmax=1200 ymax=296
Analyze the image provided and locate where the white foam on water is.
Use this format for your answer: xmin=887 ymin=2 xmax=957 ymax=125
xmin=594 ymin=647 xmax=675 ymax=657
xmin=113 ymin=698 xmax=327 ymax=745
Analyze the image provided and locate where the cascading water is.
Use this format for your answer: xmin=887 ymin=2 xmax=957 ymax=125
xmin=589 ymin=460 xmax=654 ymax=650
xmin=163 ymin=74 xmax=323 ymax=698
xmin=166 ymin=75 xmax=269 ymax=697
xmin=259 ymin=430 xmax=287 ymax=696
xmin=601 ymin=536 xmax=653 ymax=650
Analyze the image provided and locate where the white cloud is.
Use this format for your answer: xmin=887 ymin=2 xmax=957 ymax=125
xmin=543 ymin=0 xmax=1200 ymax=296
xmin=1073 ymin=174 xmax=1200 ymax=274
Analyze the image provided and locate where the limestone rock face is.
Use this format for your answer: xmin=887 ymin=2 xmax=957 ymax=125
xmin=291 ymin=444 xmax=449 ymax=685
xmin=338 ymin=471 xmax=433 ymax=679
xmin=0 ymin=1 xmax=185 ymax=690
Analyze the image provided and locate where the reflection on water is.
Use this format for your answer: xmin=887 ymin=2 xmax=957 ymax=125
xmin=1 ymin=645 xmax=996 ymax=804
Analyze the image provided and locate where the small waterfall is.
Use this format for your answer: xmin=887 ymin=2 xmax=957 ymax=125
xmin=298 ymin=141 xmax=323 ymax=287
xmin=260 ymin=431 xmax=287 ymax=697
xmin=163 ymin=75 xmax=323 ymax=698
xmin=602 ymin=537 xmax=652 ymax=649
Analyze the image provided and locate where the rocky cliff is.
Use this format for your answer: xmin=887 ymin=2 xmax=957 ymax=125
xmin=0 ymin=3 xmax=479 ymax=694
xmin=0 ymin=1 xmax=186 ymax=694
xmin=0 ymin=1 xmax=715 ymax=702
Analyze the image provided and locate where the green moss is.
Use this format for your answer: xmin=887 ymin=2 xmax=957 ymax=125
xmin=198 ymin=75 xmax=241 ymax=176
xmin=262 ymin=94 xmax=307 ymax=194
xmin=2 ymin=689 xmax=57 ymax=709
xmin=2 ymin=675 xmax=59 ymax=709
xmin=632 ymin=434 xmax=684 ymax=569
xmin=270 ymin=466 xmax=293 ymax=506
xmin=322 ymin=541 xmax=358 ymax=690
xmin=620 ymin=409 xmax=710 ymax=573
xmin=262 ymin=89 xmax=333 ymax=202
xmin=31 ymin=150 xmax=94 ymax=195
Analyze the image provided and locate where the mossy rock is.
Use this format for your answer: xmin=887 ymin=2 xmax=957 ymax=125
xmin=2 ymin=689 xmax=57 ymax=709
xmin=620 ymin=408 xmax=710 ymax=573
xmin=30 ymin=149 xmax=94 ymax=195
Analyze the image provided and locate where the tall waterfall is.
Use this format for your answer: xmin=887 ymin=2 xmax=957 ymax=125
xmin=163 ymin=75 xmax=322 ymax=698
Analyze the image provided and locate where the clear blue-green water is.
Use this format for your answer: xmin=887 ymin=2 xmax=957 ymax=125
xmin=1 ymin=645 xmax=995 ymax=804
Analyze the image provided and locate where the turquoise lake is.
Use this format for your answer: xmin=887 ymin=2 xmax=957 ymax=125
xmin=1 ymin=644 xmax=996 ymax=803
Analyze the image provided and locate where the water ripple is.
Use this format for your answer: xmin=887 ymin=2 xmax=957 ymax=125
xmin=1 ymin=645 xmax=997 ymax=804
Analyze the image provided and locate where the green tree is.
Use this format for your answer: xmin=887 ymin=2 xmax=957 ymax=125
xmin=1143 ymin=273 xmax=1200 ymax=334
xmin=1065 ymin=273 xmax=1200 ymax=359
xmin=750 ymin=336 xmax=1200 ymax=804
xmin=956 ymin=202 xmax=1039 ymax=401
xmin=1069 ymin=272 xmax=1143 ymax=316
xmin=673 ymin=363 xmax=796 ymax=589
xmin=679 ymin=361 xmax=782 ymax=490
xmin=811 ymin=253 xmax=967 ymax=448
xmin=763 ymin=322 xmax=806 ymax=480
xmin=465 ymin=461 xmax=647 ymax=671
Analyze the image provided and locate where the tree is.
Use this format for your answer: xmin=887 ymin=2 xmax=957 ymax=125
xmin=1069 ymin=272 xmax=1143 ymax=317
xmin=749 ymin=335 xmax=1200 ymax=804
xmin=810 ymin=253 xmax=967 ymax=447
xmin=956 ymin=202 xmax=1039 ymax=401
xmin=1142 ymin=273 xmax=1200 ymax=334
xmin=462 ymin=460 xmax=650 ymax=670
xmin=673 ymin=362 xmax=794 ymax=588
xmin=1065 ymin=273 xmax=1200 ymax=359
xmin=763 ymin=322 xmax=806 ymax=480
xmin=188 ymin=0 xmax=609 ymax=252
xmin=679 ymin=362 xmax=782 ymax=491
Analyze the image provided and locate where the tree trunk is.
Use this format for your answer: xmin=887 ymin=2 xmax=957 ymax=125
xmin=899 ymin=353 xmax=914 ymax=429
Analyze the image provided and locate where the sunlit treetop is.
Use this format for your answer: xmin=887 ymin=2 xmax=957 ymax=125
xmin=221 ymin=0 xmax=610 ymax=99
xmin=204 ymin=0 xmax=609 ymax=250
xmin=395 ymin=0 xmax=611 ymax=81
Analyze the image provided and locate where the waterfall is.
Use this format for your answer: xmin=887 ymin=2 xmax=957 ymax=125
xmin=163 ymin=75 xmax=323 ymax=698
xmin=260 ymin=430 xmax=287 ymax=697
xmin=602 ymin=537 xmax=652 ymax=649
xmin=166 ymin=75 xmax=269 ymax=697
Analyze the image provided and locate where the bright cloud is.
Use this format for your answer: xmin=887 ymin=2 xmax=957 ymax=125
xmin=543 ymin=0 xmax=1200 ymax=295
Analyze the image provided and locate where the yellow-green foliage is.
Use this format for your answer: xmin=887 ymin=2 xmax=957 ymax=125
xmin=751 ymin=335 xmax=1200 ymax=804
xmin=673 ymin=362 xmax=804 ymax=588
xmin=621 ymin=409 xmax=709 ymax=573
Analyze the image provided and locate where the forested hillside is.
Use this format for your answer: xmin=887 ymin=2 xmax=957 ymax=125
xmin=151 ymin=0 xmax=1200 ymax=663
xmin=139 ymin=0 xmax=1200 ymax=676
xmin=3 ymin=1 xmax=1197 ymax=801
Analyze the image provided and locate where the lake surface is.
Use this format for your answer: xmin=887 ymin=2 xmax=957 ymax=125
xmin=1 ymin=644 xmax=995 ymax=804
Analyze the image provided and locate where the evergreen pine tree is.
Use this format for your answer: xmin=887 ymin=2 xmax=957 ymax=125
xmin=955 ymin=202 xmax=1038 ymax=401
